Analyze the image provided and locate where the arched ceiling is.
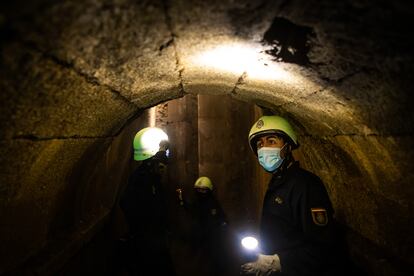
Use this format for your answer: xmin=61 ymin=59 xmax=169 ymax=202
xmin=1 ymin=0 xmax=412 ymax=140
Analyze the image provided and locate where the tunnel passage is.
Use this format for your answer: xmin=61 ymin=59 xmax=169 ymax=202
xmin=1 ymin=0 xmax=413 ymax=275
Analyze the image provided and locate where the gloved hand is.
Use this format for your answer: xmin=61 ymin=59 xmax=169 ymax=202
xmin=240 ymin=254 xmax=281 ymax=275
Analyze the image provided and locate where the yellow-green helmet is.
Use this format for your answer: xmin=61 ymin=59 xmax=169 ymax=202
xmin=194 ymin=176 xmax=213 ymax=191
xmin=133 ymin=127 xmax=169 ymax=161
xmin=248 ymin=115 xmax=298 ymax=154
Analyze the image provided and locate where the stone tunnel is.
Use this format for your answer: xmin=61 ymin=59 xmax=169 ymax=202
xmin=0 ymin=0 xmax=413 ymax=275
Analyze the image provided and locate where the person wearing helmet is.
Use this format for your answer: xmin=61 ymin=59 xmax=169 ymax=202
xmin=241 ymin=116 xmax=343 ymax=276
xmin=191 ymin=177 xmax=227 ymax=234
xmin=176 ymin=176 xmax=228 ymax=275
xmin=193 ymin=176 xmax=214 ymax=194
xmin=119 ymin=127 xmax=176 ymax=276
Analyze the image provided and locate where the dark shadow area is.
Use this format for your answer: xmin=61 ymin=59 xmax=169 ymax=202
xmin=262 ymin=17 xmax=314 ymax=65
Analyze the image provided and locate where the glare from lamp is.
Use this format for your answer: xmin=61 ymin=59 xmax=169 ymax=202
xmin=194 ymin=43 xmax=292 ymax=81
xmin=141 ymin=128 xmax=168 ymax=153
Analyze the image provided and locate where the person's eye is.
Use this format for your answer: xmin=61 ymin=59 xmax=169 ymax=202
xmin=268 ymin=138 xmax=277 ymax=144
xmin=257 ymin=141 xmax=263 ymax=148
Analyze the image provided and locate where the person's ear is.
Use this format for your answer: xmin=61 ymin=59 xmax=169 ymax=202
xmin=282 ymin=143 xmax=291 ymax=157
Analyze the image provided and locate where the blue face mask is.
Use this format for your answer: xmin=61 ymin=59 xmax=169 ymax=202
xmin=257 ymin=146 xmax=285 ymax=172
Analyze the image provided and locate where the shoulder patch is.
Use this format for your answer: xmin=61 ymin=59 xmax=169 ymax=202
xmin=311 ymin=208 xmax=328 ymax=226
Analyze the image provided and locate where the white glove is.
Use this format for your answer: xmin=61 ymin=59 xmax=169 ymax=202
xmin=241 ymin=254 xmax=281 ymax=275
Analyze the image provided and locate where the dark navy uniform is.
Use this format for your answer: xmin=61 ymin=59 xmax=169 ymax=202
xmin=182 ymin=192 xmax=229 ymax=275
xmin=260 ymin=161 xmax=340 ymax=276
xmin=120 ymin=158 xmax=167 ymax=236
xmin=119 ymin=151 xmax=175 ymax=276
xmin=192 ymin=193 xmax=227 ymax=237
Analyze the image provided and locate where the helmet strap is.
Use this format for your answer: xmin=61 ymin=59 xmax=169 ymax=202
xmin=273 ymin=144 xmax=294 ymax=174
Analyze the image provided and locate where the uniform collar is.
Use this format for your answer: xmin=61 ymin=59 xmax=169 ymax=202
xmin=268 ymin=161 xmax=300 ymax=189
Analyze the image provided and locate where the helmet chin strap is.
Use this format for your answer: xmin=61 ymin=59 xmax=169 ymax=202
xmin=273 ymin=144 xmax=294 ymax=174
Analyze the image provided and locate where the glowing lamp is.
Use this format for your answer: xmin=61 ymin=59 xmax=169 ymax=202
xmin=241 ymin=236 xmax=259 ymax=250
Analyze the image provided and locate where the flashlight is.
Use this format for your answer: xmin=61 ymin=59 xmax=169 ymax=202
xmin=241 ymin=236 xmax=259 ymax=262
xmin=241 ymin=236 xmax=259 ymax=251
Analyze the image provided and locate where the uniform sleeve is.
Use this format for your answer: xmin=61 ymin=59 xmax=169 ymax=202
xmin=278 ymin=176 xmax=337 ymax=275
xmin=213 ymin=198 xmax=228 ymax=226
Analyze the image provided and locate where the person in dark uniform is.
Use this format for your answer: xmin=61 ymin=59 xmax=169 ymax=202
xmin=177 ymin=176 xmax=228 ymax=276
xmin=119 ymin=127 xmax=175 ymax=276
xmin=241 ymin=116 xmax=343 ymax=276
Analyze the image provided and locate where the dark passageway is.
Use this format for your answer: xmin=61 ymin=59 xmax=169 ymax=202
xmin=0 ymin=0 xmax=413 ymax=275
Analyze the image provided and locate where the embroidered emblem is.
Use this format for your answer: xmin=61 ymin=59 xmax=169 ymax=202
xmin=256 ymin=119 xmax=264 ymax=129
xmin=211 ymin=209 xmax=217 ymax=216
xmin=311 ymin=208 xmax=328 ymax=226
xmin=275 ymin=196 xmax=283 ymax=204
